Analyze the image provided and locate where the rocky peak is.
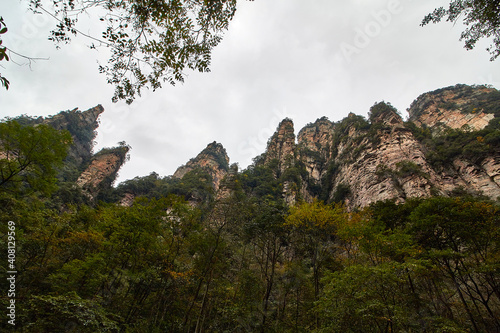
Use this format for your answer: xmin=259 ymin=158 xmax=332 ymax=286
xmin=297 ymin=117 xmax=335 ymax=181
xmin=407 ymin=84 xmax=498 ymax=131
xmin=44 ymin=105 xmax=104 ymax=131
xmin=252 ymin=85 xmax=499 ymax=210
xmin=9 ymin=105 xmax=131 ymax=202
xmin=173 ymin=141 xmax=230 ymax=191
xmin=264 ymin=118 xmax=296 ymax=167
xmin=297 ymin=117 xmax=335 ymax=152
xmin=47 ymin=106 xmax=105 ymax=174
xmin=369 ymin=102 xmax=404 ymax=126
xmin=76 ymin=144 xmax=130 ymax=200
xmin=330 ymin=118 xmax=438 ymax=209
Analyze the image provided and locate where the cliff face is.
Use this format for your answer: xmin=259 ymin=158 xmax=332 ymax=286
xmin=447 ymin=157 xmax=500 ymax=198
xmin=6 ymin=85 xmax=497 ymax=208
xmin=239 ymin=85 xmax=500 ymax=209
xmin=264 ymin=118 xmax=297 ymax=178
xmin=173 ymin=141 xmax=230 ymax=192
xmin=76 ymin=145 xmax=130 ymax=199
xmin=113 ymin=84 xmax=498 ymax=209
xmin=408 ymin=84 xmax=497 ymax=130
xmin=405 ymin=84 xmax=500 ymax=203
xmin=297 ymin=117 xmax=335 ymax=182
xmin=42 ymin=105 xmax=104 ymax=168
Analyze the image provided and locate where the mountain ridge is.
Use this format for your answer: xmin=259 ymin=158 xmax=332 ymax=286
xmin=166 ymin=84 xmax=500 ymax=208
xmin=13 ymin=84 xmax=498 ymax=207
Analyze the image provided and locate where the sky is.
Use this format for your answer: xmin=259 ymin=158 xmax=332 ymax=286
xmin=1 ymin=0 xmax=499 ymax=184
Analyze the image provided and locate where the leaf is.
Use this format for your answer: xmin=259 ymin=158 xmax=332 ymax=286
xmin=0 ymin=76 xmax=9 ymax=90
xmin=0 ymin=27 xmax=7 ymax=34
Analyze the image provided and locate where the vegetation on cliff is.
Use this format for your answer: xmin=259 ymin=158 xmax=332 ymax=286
xmin=407 ymin=112 xmax=500 ymax=168
xmin=408 ymin=84 xmax=500 ymax=119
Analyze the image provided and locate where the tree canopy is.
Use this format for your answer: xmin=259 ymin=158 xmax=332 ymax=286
xmin=29 ymin=0 xmax=239 ymax=104
xmin=422 ymin=0 xmax=500 ymax=61
xmin=0 ymin=119 xmax=72 ymax=195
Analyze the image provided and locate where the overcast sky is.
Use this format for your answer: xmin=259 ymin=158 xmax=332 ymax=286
xmin=1 ymin=0 xmax=499 ymax=184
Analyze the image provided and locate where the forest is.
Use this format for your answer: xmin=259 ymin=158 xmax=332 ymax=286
xmin=1 ymin=111 xmax=500 ymax=332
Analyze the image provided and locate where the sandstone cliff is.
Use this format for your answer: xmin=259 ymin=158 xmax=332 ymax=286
xmin=245 ymin=84 xmax=500 ymax=209
xmin=297 ymin=117 xmax=335 ymax=182
xmin=264 ymin=118 xmax=296 ymax=170
xmin=76 ymin=145 xmax=130 ymax=200
xmin=42 ymin=105 xmax=104 ymax=169
xmin=328 ymin=104 xmax=440 ymax=208
xmin=406 ymin=84 xmax=500 ymax=204
xmin=37 ymin=84 xmax=495 ymax=210
xmin=408 ymin=84 xmax=498 ymax=131
xmin=173 ymin=141 xmax=230 ymax=192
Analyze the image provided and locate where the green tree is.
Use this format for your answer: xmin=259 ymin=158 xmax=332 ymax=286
xmin=313 ymin=202 xmax=422 ymax=333
xmin=285 ymin=200 xmax=346 ymax=329
xmin=422 ymin=0 xmax=500 ymax=61
xmin=25 ymin=294 xmax=119 ymax=333
xmin=316 ymin=261 xmax=425 ymax=333
xmin=34 ymin=196 xmax=200 ymax=331
xmin=29 ymin=0 xmax=239 ymax=104
xmin=247 ymin=199 xmax=288 ymax=332
xmin=408 ymin=197 xmax=500 ymax=332
xmin=0 ymin=119 xmax=72 ymax=196
xmin=314 ymin=196 xmax=500 ymax=333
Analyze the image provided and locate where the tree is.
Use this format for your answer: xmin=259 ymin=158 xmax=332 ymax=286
xmin=422 ymin=0 xmax=500 ymax=61
xmin=408 ymin=197 xmax=500 ymax=332
xmin=0 ymin=16 xmax=9 ymax=90
xmin=285 ymin=200 xmax=346 ymax=329
xmin=28 ymin=0 xmax=239 ymax=104
xmin=317 ymin=262 xmax=422 ymax=333
xmin=25 ymin=294 xmax=119 ymax=332
xmin=0 ymin=119 xmax=72 ymax=196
